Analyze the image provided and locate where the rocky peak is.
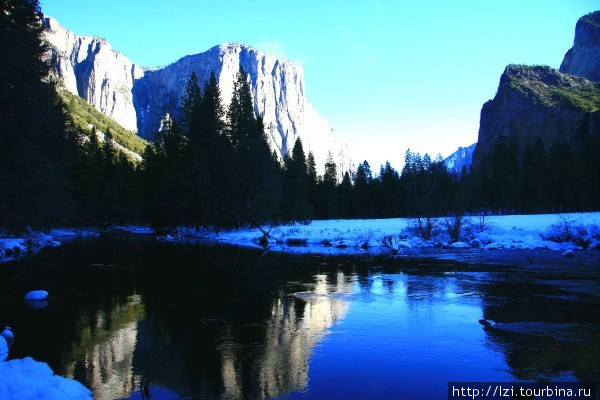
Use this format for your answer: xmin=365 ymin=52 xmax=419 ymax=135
xmin=560 ymin=11 xmax=600 ymax=81
xmin=499 ymin=64 xmax=600 ymax=112
xmin=133 ymin=42 xmax=352 ymax=175
xmin=43 ymin=18 xmax=352 ymax=176
xmin=44 ymin=16 xmax=143 ymax=133
xmin=472 ymin=64 xmax=600 ymax=171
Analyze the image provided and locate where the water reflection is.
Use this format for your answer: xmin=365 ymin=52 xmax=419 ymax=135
xmin=1 ymin=238 xmax=598 ymax=400
xmin=244 ymin=273 xmax=352 ymax=399
xmin=64 ymin=294 xmax=144 ymax=399
xmin=478 ymin=271 xmax=600 ymax=384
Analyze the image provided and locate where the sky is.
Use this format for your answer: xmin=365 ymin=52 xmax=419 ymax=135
xmin=41 ymin=0 xmax=598 ymax=170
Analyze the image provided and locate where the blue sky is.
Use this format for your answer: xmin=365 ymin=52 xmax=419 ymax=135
xmin=41 ymin=0 xmax=598 ymax=170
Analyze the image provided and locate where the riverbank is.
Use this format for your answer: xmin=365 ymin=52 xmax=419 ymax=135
xmin=179 ymin=212 xmax=600 ymax=257
xmin=2 ymin=213 xmax=600 ymax=264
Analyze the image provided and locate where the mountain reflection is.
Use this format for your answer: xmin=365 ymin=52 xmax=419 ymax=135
xmin=221 ymin=273 xmax=352 ymax=399
xmin=478 ymin=269 xmax=600 ymax=384
xmin=40 ymin=241 xmax=357 ymax=400
xmin=64 ymin=294 xmax=144 ymax=399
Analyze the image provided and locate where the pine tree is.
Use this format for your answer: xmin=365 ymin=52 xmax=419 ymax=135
xmin=226 ymin=68 xmax=280 ymax=226
xmin=306 ymin=151 xmax=318 ymax=213
xmin=318 ymin=152 xmax=338 ymax=218
xmin=352 ymin=161 xmax=372 ymax=217
xmin=180 ymin=72 xmax=210 ymax=228
xmin=378 ymin=161 xmax=401 ymax=217
xmin=282 ymin=138 xmax=311 ymax=221
xmin=202 ymin=71 xmax=231 ymax=230
xmin=227 ymin=66 xmax=255 ymax=148
xmin=338 ymin=171 xmax=353 ymax=218
xmin=0 ymin=0 xmax=74 ymax=230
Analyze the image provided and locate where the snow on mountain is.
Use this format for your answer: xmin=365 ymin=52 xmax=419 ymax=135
xmin=443 ymin=143 xmax=476 ymax=174
xmin=44 ymin=18 xmax=352 ymax=175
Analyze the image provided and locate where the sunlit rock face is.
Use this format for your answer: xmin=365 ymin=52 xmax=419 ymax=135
xmin=560 ymin=11 xmax=600 ymax=82
xmin=44 ymin=17 xmax=143 ymax=132
xmin=63 ymin=295 xmax=144 ymax=400
xmin=443 ymin=143 xmax=476 ymax=175
xmin=135 ymin=43 xmax=352 ymax=176
xmin=44 ymin=18 xmax=353 ymax=176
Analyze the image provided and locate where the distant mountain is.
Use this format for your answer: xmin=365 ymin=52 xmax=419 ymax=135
xmin=472 ymin=11 xmax=600 ymax=171
xmin=443 ymin=143 xmax=476 ymax=174
xmin=44 ymin=17 xmax=352 ymax=175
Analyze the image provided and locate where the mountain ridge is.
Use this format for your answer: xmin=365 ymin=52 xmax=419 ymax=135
xmin=44 ymin=17 xmax=352 ymax=176
xmin=472 ymin=11 xmax=600 ymax=172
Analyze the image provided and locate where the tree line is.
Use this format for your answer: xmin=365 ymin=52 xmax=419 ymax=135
xmin=2 ymin=0 xmax=599 ymax=234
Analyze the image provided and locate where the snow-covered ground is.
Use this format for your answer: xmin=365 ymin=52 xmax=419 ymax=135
xmin=177 ymin=212 xmax=600 ymax=256
xmin=0 ymin=336 xmax=92 ymax=400
xmin=2 ymin=214 xmax=600 ymax=262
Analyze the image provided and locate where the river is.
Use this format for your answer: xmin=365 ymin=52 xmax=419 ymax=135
xmin=1 ymin=235 xmax=598 ymax=399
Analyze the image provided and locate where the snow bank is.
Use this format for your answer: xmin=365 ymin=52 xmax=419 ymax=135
xmin=0 ymin=357 xmax=92 ymax=400
xmin=0 ymin=230 xmax=59 ymax=262
xmin=177 ymin=212 xmax=600 ymax=256
xmin=1 ymin=334 xmax=91 ymax=399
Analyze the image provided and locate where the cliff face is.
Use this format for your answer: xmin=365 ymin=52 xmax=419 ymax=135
xmin=133 ymin=43 xmax=352 ymax=174
xmin=44 ymin=17 xmax=143 ymax=132
xmin=472 ymin=65 xmax=600 ymax=169
xmin=44 ymin=18 xmax=352 ymax=175
xmin=443 ymin=143 xmax=476 ymax=175
xmin=560 ymin=11 xmax=600 ymax=82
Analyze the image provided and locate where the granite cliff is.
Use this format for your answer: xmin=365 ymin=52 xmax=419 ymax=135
xmin=560 ymin=11 xmax=600 ymax=82
xmin=44 ymin=17 xmax=351 ymax=175
xmin=472 ymin=12 xmax=600 ymax=171
xmin=443 ymin=143 xmax=476 ymax=175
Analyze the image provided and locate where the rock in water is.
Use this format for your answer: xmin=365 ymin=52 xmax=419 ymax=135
xmin=24 ymin=290 xmax=49 ymax=301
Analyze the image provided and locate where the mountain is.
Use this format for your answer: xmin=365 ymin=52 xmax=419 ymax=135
xmin=443 ymin=143 xmax=476 ymax=174
xmin=560 ymin=11 xmax=600 ymax=82
xmin=44 ymin=17 xmax=352 ymax=175
xmin=472 ymin=11 xmax=600 ymax=171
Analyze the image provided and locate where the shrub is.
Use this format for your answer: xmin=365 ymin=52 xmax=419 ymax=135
xmin=443 ymin=214 xmax=467 ymax=243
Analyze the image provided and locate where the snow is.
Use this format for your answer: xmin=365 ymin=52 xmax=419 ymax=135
xmin=0 ymin=357 xmax=92 ymax=400
xmin=25 ymin=290 xmax=49 ymax=301
xmin=1 ymin=328 xmax=92 ymax=399
xmin=177 ymin=212 xmax=600 ymax=256
xmin=0 ymin=231 xmax=57 ymax=262
xmin=49 ymin=228 xmax=100 ymax=238
xmin=0 ymin=336 xmax=7 ymax=362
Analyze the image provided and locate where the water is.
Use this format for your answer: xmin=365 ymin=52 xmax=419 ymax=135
xmin=1 ymin=235 xmax=598 ymax=399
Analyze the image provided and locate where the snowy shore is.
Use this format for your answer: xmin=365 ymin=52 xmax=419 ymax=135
xmin=178 ymin=212 xmax=600 ymax=256
xmin=2 ymin=213 xmax=600 ymax=263
xmin=0 ymin=336 xmax=92 ymax=400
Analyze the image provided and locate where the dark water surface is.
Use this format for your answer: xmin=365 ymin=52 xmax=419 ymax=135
xmin=0 ymin=235 xmax=598 ymax=399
